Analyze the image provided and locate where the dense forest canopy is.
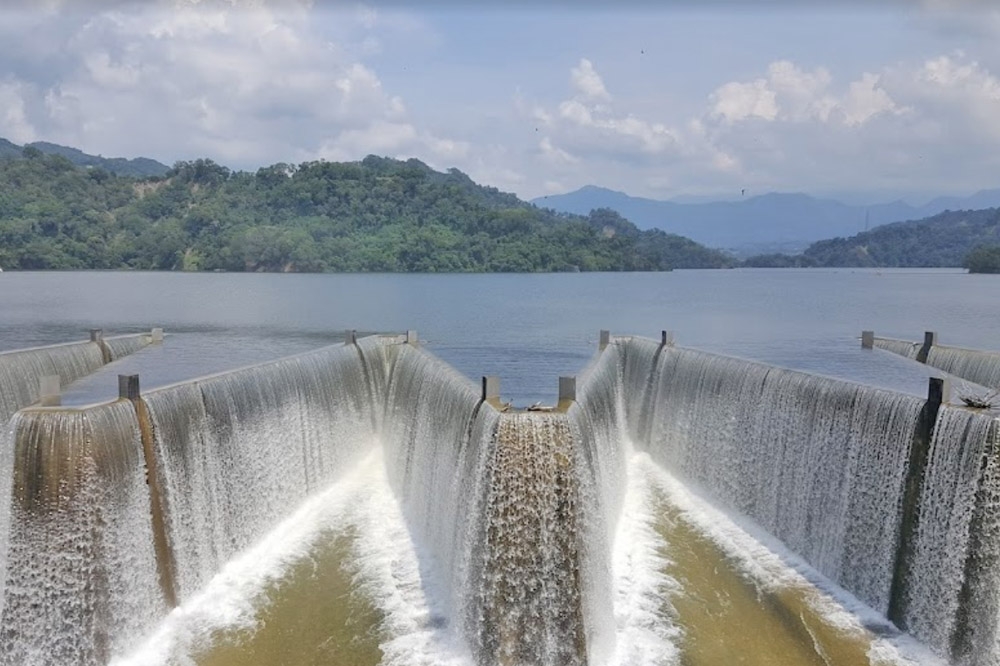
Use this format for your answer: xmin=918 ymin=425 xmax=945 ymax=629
xmin=0 ymin=149 xmax=733 ymax=273
xmin=965 ymin=245 xmax=1000 ymax=274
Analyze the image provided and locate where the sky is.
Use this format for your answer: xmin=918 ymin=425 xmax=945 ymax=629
xmin=1 ymin=0 xmax=1000 ymax=204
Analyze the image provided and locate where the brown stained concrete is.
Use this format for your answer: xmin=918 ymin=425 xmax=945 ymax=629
xmin=195 ymin=529 xmax=383 ymax=666
xmin=651 ymin=489 xmax=895 ymax=666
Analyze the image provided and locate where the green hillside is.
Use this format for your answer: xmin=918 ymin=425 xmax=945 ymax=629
xmin=744 ymin=207 xmax=1000 ymax=268
xmin=0 ymin=151 xmax=733 ymax=272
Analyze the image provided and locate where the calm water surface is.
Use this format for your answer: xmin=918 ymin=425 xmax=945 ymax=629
xmin=0 ymin=269 xmax=995 ymax=405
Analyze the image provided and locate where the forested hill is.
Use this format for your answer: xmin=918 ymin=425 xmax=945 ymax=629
xmin=743 ymin=207 xmax=1000 ymax=268
xmin=0 ymin=151 xmax=733 ymax=272
xmin=798 ymin=207 xmax=1000 ymax=267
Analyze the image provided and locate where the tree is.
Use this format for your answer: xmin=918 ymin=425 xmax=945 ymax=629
xmin=965 ymin=245 xmax=1000 ymax=274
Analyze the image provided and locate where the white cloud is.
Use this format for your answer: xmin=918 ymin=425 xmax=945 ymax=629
xmin=0 ymin=79 xmax=36 ymax=143
xmin=0 ymin=1 xmax=462 ymax=169
xmin=841 ymin=72 xmax=901 ymax=126
xmin=709 ymin=61 xmax=902 ymax=127
xmin=710 ymin=79 xmax=778 ymax=123
xmin=570 ymin=58 xmax=610 ymax=101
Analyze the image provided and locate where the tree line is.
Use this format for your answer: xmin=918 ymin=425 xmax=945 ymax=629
xmin=0 ymin=150 xmax=734 ymax=273
xmin=743 ymin=207 xmax=1000 ymax=271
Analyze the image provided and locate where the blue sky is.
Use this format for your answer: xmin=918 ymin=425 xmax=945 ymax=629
xmin=1 ymin=1 xmax=999 ymax=204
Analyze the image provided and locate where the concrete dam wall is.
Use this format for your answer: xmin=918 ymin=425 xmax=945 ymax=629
xmin=869 ymin=331 xmax=1000 ymax=391
xmin=0 ymin=330 xmax=155 ymax=424
xmin=1 ymin=331 xmax=999 ymax=665
xmin=609 ymin=335 xmax=1000 ymax=665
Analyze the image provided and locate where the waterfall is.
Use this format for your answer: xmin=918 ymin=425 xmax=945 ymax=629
xmin=901 ymin=406 xmax=999 ymax=662
xmin=619 ymin=337 xmax=925 ymax=615
xmin=475 ymin=413 xmax=586 ymax=666
xmin=0 ymin=341 xmax=105 ymax=422
xmin=104 ymin=333 xmax=153 ymax=361
xmin=143 ymin=342 xmax=378 ymax=601
xmin=0 ymin=402 xmax=165 ymax=666
xmin=0 ymin=334 xmax=152 ymax=423
xmin=5 ymin=330 xmax=997 ymax=666
xmin=874 ymin=338 xmax=922 ymax=360
xmin=566 ymin=343 xmax=631 ymax=664
xmin=374 ymin=342 xmax=498 ymax=651
xmin=926 ymin=346 xmax=1000 ymax=390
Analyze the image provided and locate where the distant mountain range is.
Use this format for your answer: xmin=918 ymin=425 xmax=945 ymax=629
xmin=0 ymin=137 xmax=170 ymax=178
xmin=533 ymin=185 xmax=1000 ymax=256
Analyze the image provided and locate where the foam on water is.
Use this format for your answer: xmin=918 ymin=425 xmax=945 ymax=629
xmin=143 ymin=343 xmax=378 ymax=601
xmin=635 ymin=452 xmax=946 ymax=666
xmin=110 ymin=448 xmax=475 ymax=666
xmin=605 ymin=450 xmax=681 ymax=666
xmin=373 ymin=342 xmax=502 ymax=658
xmin=618 ymin=337 xmax=925 ymax=615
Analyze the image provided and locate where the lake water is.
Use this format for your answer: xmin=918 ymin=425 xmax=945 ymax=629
xmin=1 ymin=268 xmax=996 ymax=405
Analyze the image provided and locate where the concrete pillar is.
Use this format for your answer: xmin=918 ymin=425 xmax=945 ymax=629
xmin=861 ymin=330 xmax=874 ymax=349
xmin=39 ymin=375 xmax=60 ymax=407
xmin=927 ymin=376 xmax=950 ymax=406
xmin=406 ymin=330 xmax=418 ymax=345
xmin=89 ymin=329 xmax=104 ymax=343
xmin=661 ymin=330 xmax=675 ymax=347
xmin=559 ymin=376 xmax=577 ymax=403
xmin=118 ymin=374 xmax=140 ymax=401
xmin=599 ymin=330 xmax=610 ymax=351
xmin=888 ymin=374 xmax=951 ymax=626
xmin=345 ymin=329 xmax=357 ymax=346
xmin=151 ymin=327 xmax=164 ymax=343
xmin=917 ymin=331 xmax=938 ymax=363
xmin=482 ymin=376 xmax=500 ymax=402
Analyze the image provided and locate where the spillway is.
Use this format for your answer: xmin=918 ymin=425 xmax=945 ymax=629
xmin=872 ymin=332 xmax=1000 ymax=390
xmin=0 ymin=331 xmax=154 ymax=423
xmin=1 ymin=331 xmax=998 ymax=665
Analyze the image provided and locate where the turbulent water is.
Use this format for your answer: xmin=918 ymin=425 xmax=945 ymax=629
xmin=0 ymin=341 xmax=104 ymax=422
xmin=925 ymin=345 xmax=1000 ymax=390
xmin=144 ymin=342 xmax=378 ymax=601
xmin=902 ymin=406 xmax=1000 ymax=663
xmin=0 ymin=401 xmax=165 ymax=666
xmin=617 ymin=337 xmax=924 ymax=615
xmin=3 ymin=331 xmax=1000 ymax=666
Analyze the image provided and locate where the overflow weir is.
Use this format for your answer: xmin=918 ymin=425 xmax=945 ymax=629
xmin=0 ymin=331 xmax=998 ymax=665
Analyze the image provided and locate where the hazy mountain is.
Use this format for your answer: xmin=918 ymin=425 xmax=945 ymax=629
xmin=533 ymin=185 xmax=1000 ymax=255
xmin=0 ymin=137 xmax=170 ymax=177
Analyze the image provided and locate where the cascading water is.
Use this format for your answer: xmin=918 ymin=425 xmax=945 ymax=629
xmin=901 ymin=406 xmax=999 ymax=662
xmin=5 ymin=330 xmax=999 ymax=666
xmin=925 ymin=346 xmax=1000 ymax=390
xmin=0 ymin=341 xmax=105 ymax=422
xmin=104 ymin=333 xmax=153 ymax=362
xmin=475 ymin=412 xmax=586 ymax=666
xmin=873 ymin=338 xmax=922 ymax=360
xmin=565 ymin=344 xmax=631 ymax=665
xmin=373 ymin=341 xmax=499 ymax=657
xmin=0 ymin=402 xmax=165 ymax=666
xmin=618 ymin=338 xmax=925 ymax=616
xmin=144 ymin=342 xmax=378 ymax=601
xmin=0 ymin=333 xmax=152 ymax=423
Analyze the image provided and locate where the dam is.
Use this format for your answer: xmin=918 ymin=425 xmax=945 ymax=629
xmin=1 ymin=328 xmax=998 ymax=666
